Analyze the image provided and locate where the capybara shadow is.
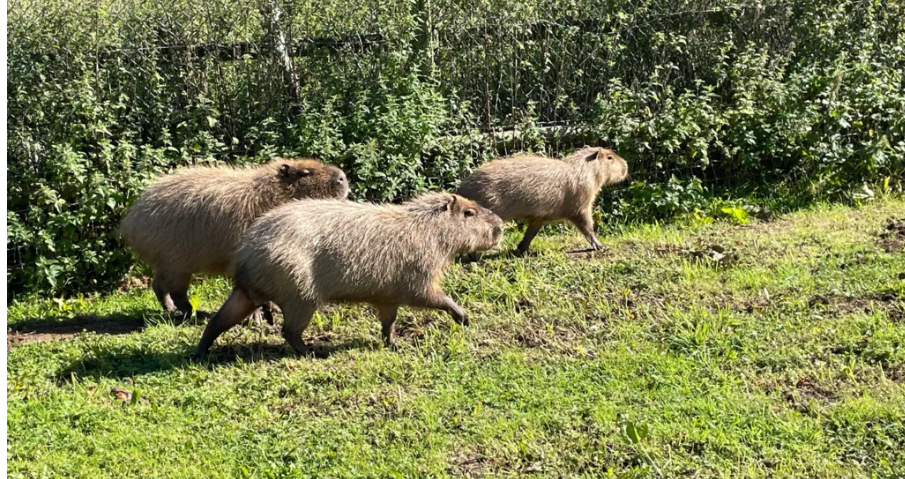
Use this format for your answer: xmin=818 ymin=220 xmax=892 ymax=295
xmin=9 ymin=311 xmax=148 ymax=338
xmin=456 ymin=249 xmax=516 ymax=265
xmin=55 ymin=338 xmax=376 ymax=382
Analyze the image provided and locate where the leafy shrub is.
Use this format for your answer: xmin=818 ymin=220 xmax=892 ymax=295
xmin=7 ymin=0 xmax=905 ymax=297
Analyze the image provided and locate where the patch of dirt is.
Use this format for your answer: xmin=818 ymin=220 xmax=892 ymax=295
xmin=567 ymin=245 xmax=611 ymax=259
xmin=887 ymin=364 xmax=905 ymax=383
xmin=763 ymin=375 xmax=839 ymax=414
xmin=808 ymin=293 xmax=903 ymax=321
xmin=878 ymin=218 xmax=905 ymax=253
xmin=117 ymin=275 xmax=151 ymax=292
xmin=7 ymin=315 xmax=146 ymax=348
xmin=449 ymin=452 xmax=492 ymax=478
xmin=514 ymin=330 xmax=547 ymax=348
xmin=656 ymin=243 xmax=740 ymax=267
xmin=7 ymin=329 xmax=72 ymax=348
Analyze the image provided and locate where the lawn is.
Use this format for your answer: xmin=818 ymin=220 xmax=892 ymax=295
xmin=7 ymin=199 xmax=905 ymax=478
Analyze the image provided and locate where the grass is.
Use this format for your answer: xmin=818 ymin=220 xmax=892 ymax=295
xmin=7 ymin=198 xmax=905 ymax=478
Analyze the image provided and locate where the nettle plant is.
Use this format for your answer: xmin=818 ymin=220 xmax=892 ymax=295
xmin=7 ymin=0 xmax=905 ymax=297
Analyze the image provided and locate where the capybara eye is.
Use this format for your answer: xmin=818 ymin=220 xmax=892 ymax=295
xmin=607 ymin=155 xmax=614 ymax=161
xmin=297 ymin=169 xmax=312 ymax=177
xmin=464 ymin=209 xmax=476 ymax=218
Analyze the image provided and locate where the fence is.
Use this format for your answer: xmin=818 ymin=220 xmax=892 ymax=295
xmin=7 ymin=0 xmax=905 ymax=295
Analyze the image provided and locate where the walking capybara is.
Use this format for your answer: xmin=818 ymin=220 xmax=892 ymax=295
xmin=456 ymin=147 xmax=628 ymax=254
xmin=194 ymin=193 xmax=504 ymax=357
xmin=120 ymin=159 xmax=349 ymax=319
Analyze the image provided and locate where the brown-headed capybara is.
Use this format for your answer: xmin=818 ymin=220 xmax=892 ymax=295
xmin=194 ymin=193 xmax=504 ymax=357
xmin=120 ymin=159 xmax=349 ymax=319
xmin=456 ymin=147 xmax=629 ymax=254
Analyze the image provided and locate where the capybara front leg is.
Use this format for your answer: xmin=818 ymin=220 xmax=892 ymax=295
xmin=261 ymin=301 xmax=281 ymax=326
xmin=516 ymin=220 xmax=546 ymax=256
xmin=194 ymin=287 xmax=257 ymax=358
xmin=571 ymin=211 xmax=603 ymax=250
xmin=281 ymin=300 xmax=316 ymax=355
xmin=374 ymin=303 xmax=400 ymax=348
xmin=152 ymin=272 xmax=176 ymax=312
xmin=167 ymin=276 xmax=195 ymax=321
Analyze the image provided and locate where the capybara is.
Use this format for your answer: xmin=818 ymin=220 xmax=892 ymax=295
xmin=194 ymin=193 xmax=504 ymax=357
xmin=120 ymin=159 xmax=349 ymax=319
xmin=456 ymin=147 xmax=628 ymax=254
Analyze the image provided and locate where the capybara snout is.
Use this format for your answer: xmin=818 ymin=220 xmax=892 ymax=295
xmin=281 ymin=161 xmax=350 ymax=200
xmin=445 ymin=195 xmax=505 ymax=253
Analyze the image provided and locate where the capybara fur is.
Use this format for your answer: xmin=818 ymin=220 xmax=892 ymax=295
xmin=120 ymin=159 xmax=349 ymax=318
xmin=194 ymin=193 xmax=504 ymax=357
xmin=456 ymin=147 xmax=628 ymax=254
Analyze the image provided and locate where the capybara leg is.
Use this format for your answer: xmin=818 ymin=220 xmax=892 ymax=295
xmin=416 ymin=294 xmax=469 ymax=327
xmin=281 ymin=300 xmax=316 ymax=355
xmin=571 ymin=212 xmax=603 ymax=250
xmin=374 ymin=303 xmax=400 ymax=348
xmin=152 ymin=272 xmax=176 ymax=312
xmin=166 ymin=273 xmax=195 ymax=321
xmin=194 ymin=287 xmax=258 ymax=358
xmin=516 ymin=221 xmax=546 ymax=255
xmin=261 ymin=302 xmax=281 ymax=326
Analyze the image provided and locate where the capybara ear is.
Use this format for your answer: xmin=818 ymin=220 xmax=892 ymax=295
xmin=278 ymin=164 xmax=292 ymax=177
xmin=584 ymin=150 xmax=601 ymax=161
xmin=439 ymin=194 xmax=459 ymax=213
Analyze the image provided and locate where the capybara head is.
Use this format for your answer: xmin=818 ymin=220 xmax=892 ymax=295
xmin=406 ymin=193 xmax=504 ymax=254
xmin=274 ymin=158 xmax=349 ymax=200
xmin=565 ymin=147 xmax=629 ymax=187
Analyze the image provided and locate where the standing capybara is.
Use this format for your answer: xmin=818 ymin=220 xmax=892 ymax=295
xmin=194 ymin=193 xmax=504 ymax=357
xmin=456 ymin=147 xmax=628 ymax=254
xmin=120 ymin=159 xmax=349 ymax=319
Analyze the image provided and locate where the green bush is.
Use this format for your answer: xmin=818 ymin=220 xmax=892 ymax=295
xmin=7 ymin=0 xmax=905 ymax=297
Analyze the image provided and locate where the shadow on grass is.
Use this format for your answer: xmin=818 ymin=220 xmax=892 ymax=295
xmin=8 ymin=310 xmax=150 ymax=338
xmin=56 ymin=337 xmax=378 ymax=381
xmin=456 ymin=250 xmax=519 ymax=265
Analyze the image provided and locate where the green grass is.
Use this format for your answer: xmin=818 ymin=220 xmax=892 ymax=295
xmin=8 ymin=199 xmax=905 ymax=478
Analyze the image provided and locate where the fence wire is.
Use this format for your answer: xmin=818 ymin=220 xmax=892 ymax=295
xmin=8 ymin=0 xmax=802 ymax=153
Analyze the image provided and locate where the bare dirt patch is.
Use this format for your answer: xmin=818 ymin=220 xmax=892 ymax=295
xmin=7 ymin=314 xmax=145 ymax=348
xmin=878 ymin=218 xmax=905 ymax=253
xmin=449 ymin=451 xmax=493 ymax=477
xmin=808 ymin=293 xmax=903 ymax=321
xmin=762 ymin=375 xmax=839 ymax=414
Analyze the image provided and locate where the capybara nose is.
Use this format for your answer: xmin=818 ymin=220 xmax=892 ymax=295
xmin=336 ymin=175 xmax=346 ymax=184
xmin=493 ymin=225 xmax=504 ymax=239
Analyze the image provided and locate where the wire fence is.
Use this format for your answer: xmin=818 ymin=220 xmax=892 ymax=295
xmin=8 ymin=0 xmax=804 ymax=164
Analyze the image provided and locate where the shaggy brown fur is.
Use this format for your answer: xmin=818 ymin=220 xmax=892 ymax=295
xmin=456 ymin=147 xmax=628 ymax=254
xmin=194 ymin=193 xmax=504 ymax=357
xmin=120 ymin=159 xmax=348 ymax=318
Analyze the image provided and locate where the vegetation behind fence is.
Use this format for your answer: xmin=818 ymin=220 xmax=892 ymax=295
xmin=7 ymin=0 xmax=905 ymax=297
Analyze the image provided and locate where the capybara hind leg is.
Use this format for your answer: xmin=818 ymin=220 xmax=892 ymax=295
xmin=571 ymin=211 xmax=603 ymax=250
xmin=280 ymin=300 xmax=316 ymax=355
xmin=516 ymin=221 xmax=546 ymax=256
xmin=194 ymin=287 xmax=257 ymax=358
xmin=415 ymin=293 xmax=469 ymax=327
xmin=152 ymin=272 xmax=176 ymax=312
xmin=374 ymin=303 xmax=400 ymax=348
